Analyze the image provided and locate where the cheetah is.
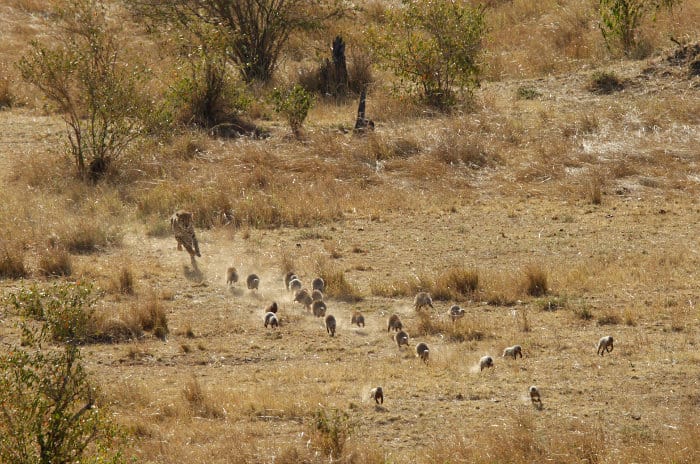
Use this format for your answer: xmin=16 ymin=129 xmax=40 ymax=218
xmin=170 ymin=210 xmax=201 ymax=258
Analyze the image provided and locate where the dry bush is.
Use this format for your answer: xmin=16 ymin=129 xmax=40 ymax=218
xmin=433 ymin=267 xmax=480 ymax=301
xmin=117 ymin=266 xmax=135 ymax=295
xmin=37 ymin=248 xmax=72 ymax=278
xmin=523 ymin=264 xmax=548 ymax=297
xmin=413 ymin=311 xmax=488 ymax=342
xmin=315 ymin=259 xmax=362 ymax=302
xmin=130 ymin=295 xmax=169 ymax=340
xmin=370 ymin=274 xmax=432 ymax=298
xmin=0 ymin=74 xmax=14 ymax=108
xmin=0 ymin=242 xmax=28 ymax=279
xmin=585 ymin=169 xmax=605 ymax=205
xmin=57 ymin=218 xmax=123 ymax=254
xmin=182 ymin=377 xmax=226 ymax=419
xmin=91 ymin=313 xmax=142 ymax=343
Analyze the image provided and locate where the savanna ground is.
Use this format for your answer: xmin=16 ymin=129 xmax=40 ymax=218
xmin=1 ymin=0 xmax=700 ymax=462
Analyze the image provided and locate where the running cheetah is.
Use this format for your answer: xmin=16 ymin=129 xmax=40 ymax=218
xmin=170 ymin=210 xmax=201 ymax=258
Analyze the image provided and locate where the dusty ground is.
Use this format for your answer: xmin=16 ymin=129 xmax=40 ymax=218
xmin=1 ymin=35 xmax=700 ymax=464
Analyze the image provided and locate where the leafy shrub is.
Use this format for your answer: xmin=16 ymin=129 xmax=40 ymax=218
xmin=516 ymin=86 xmax=542 ymax=100
xmin=599 ymin=0 xmax=682 ymax=57
xmin=18 ymin=0 xmax=152 ymax=182
xmin=587 ymin=71 xmax=625 ymax=94
xmin=169 ymin=50 xmax=252 ymax=129
xmin=270 ymin=84 xmax=315 ymax=138
xmin=0 ymin=324 xmax=123 ymax=464
xmin=5 ymin=282 xmax=98 ymax=343
xmin=370 ymin=0 xmax=486 ymax=109
xmin=309 ymin=407 xmax=353 ymax=459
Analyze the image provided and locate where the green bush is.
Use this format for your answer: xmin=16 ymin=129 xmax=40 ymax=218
xmin=18 ymin=0 xmax=152 ymax=182
xmin=309 ymin=407 xmax=353 ymax=459
xmin=599 ymin=0 xmax=683 ymax=57
xmin=5 ymin=281 xmax=98 ymax=343
xmin=270 ymin=84 xmax=315 ymax=138
xmin=0 ymin=324 xmax=123 ymax=464
xmin=369 ymin=0 xmax=486 ymax=109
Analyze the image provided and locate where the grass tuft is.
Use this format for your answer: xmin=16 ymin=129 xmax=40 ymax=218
xmin=0 ymin=243 xmax=28 ymax=279
xmin=37 ymin=248 xmax=72 ymax=278
xmin=524 ymin=265 xmax=548 ymax=297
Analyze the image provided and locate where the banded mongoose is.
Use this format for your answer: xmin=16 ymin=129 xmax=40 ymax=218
xmin=246 ymin=273 xmax=260 ymax=290
xmin=325 ymin=314 xmax=336 ymax=336
xmin=502 ymin=345 xmax=523 ymax=359
xmin=479 ymin=355 xmax=494 ymax=371
xmin=387 ymin=314 xmax=403 ymax=332
xmin=449 ymin=304 xmax=465 ymax=322
xmin=529 ymin=386 xmax=542 ymax=408
xmin=288 ymin=278 xmax=302 ymax=293
xmin=312 ymin=277 xmax=325 ymax=292
xmin=264 ymin=312 xmax=279 ymax=328
xmin=415 ymin=342 xmax=430 ymax=363
xmin=284 ymin=272 xmax=296 ymax=289
xmin=394 ymin=330 xmax=409 ymax=349
xmin=351 ymin=311 xmax=365 ymax=328
xmin=311 ymin=289 xmax=324 ymax=301
xmin=312 ymin=300 xmax=327 ymax=318
xmin=597 ymin=335 xmax=614 ymax=356
xmin=414 ymin=292 xmax=434 ymax=310
xmin=370 ymin=386 xmax=383 ymax=404
xmin=226 ymin=266 xmax=239 ymax=285
xmin=265 ymin=302 xmax=278 ymax=314
xmin=294 ymin=289 xmax=313 ymax=310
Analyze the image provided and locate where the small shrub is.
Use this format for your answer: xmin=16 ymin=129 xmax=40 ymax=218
xmin=309 ymin=407 xmax=352 ymax=459
xmin=369 ymin=0 xmax=486 ymax=109
xmin=315 ymin=258 xmax=363 ymax=302
xmin=597 ymin=313 xmax=621 ymax=325
xmin=117 ymin=267 xmax=135 ymax=295
xmin=574 ymin=305 xmax=594 ymax=320
xmin=414 ymin=312 xmax=487 ymax=342
xmin=0 ymin=324 xmax=124 ymax=463
xmin=587 ymin=173 xmax=604 ymax=205
xmin=539 ymin=296 xmax=567 ymax=312
xmin=0 ymin=75 xmax=14 ymax=108
xmin=37 ymin=248 xmax=72 ymax=278
xmin=131 ymin=296 xmax=169 ymax=340
xmin=516 ymin=86 xmax=542 ymax=100
xmin=182 ymin=377 xmax=225 ymax=419
xmin=5 ymin=281 xmax=98 ymax=343
xmin=520 ymin=309 xmax=531 ymax=332
xmin=0 ymin=244 xmax=28 ymax=279
xmin=270 ymin=84 xmax=315 ymax=138
xmin=587 ymin=71 xmax=624 ymax=94
xmin=433 ymin=267 xmax=479 ymax=301
xmin=524 ymin=265 xmax=548 ymax=297
xmin=60 ymin=219 xmax=122 ymax=254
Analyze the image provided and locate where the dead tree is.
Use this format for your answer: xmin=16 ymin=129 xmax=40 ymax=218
xmin=353 ymin=88 xmax=374 ymax=134
xmin=320 ymin=36 xmax=349 ymax=97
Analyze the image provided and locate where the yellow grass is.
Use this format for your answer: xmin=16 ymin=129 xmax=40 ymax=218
xmin=1 ymin=0 xmax=700 ymax=462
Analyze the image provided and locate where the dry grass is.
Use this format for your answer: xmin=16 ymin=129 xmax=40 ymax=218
xmin=0 ymin=242 xmax=27 ymax=279
xmin=1 ymin=1 xmax=699 ymax=462
xmin=130 ymin=295 xmax=169 ymax=341
xmin=37 ymin=247 xmax=72 ymax=278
